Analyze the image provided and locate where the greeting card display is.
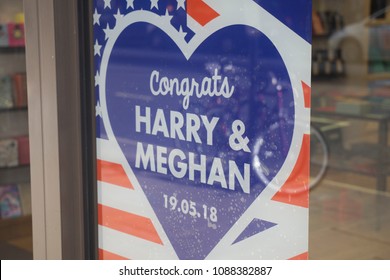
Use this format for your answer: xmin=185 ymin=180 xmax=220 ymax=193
xmin=0 ymin=139 xmax=18 ymax=167
xmin=0 ymin=24 xmax=9 ymax=47
xmin=0 ymin=185 xmax=22 ymax=219
xmin=0 ymin=75 xmax=13 ymax=109
xmin=7 ymin=23 xmax=25 ymax=47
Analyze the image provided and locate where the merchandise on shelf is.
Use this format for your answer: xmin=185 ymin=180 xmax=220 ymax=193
xmin=312 ymin=48 xmax=345 ymax=78
xmin=367 ymin=80 xmax=390 ymax=112
xmin=12 ymin=73 xmax=27 ymax=108
xmin=0 ymin=185 xmax=22 ymax=219
xmin=0 ymin=7 xmax=29 ymax=226
xmin=0 ymin=24 xmax=9 ymax=47
xmin=0 ymin=139 xmax=18 ymax=167
xmin=16 ymin=136 xmax=30 ymax=165
xmin=8 ymin=23 xmax=25 ymax=47
xmin=368 ymin=25 xmax=390 ymax=73
xmin=335 ymin=99 xmax=372 ymax=115
xmin=14 ymin=13 xmax=25 ymax=25
xmin=312 ymin=10 xmax=344 ymax=36
xmin=0 ymin=73 xmax=27 ymax=109
xmin=17 ymin=183 xmax=31 ymax=216
xmin=0 ymin=22 xmax=25 ymax=47
xmin=312 ymin=11 xmax=326 ymax=35
xmin=0 ymin=75 xmax=14 ymax=109
xmin=0 ymin=136 xmax=29 ymax=168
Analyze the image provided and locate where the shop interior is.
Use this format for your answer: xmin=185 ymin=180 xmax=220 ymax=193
xmin=0 ymin=0 xmax=31 ymax=259
xmin=0 ymin=0 xmax=389 ymax=259
xmin=310 ymin=0 xmax=390 ymax=259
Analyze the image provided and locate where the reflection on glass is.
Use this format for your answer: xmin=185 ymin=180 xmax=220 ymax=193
xmin=311 ymin=0 xmax=390 ymax=260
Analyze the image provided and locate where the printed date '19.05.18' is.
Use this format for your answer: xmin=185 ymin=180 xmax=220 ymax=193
xmin=163 ymin=194 xmax=218 ymax=223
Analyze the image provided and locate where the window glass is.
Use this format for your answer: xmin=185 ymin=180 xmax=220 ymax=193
xmin=93 ymin=0 xmax=311 ymax=260
xmin=0 ymin=0 xmax=32 ymax=260
xmin=311 ymin=0 xmax=390 ymax=259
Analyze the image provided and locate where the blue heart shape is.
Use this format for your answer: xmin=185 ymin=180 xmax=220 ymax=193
xmin=105 ymin=23 xmax=295 ymax=259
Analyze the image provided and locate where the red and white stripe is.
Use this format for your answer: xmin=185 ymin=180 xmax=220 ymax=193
xmin=96 ymin=139 xmax=177 ymax=259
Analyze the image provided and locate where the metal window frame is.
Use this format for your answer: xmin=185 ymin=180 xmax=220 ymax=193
xmin=24 ymin=0 xmax=97 ymax=259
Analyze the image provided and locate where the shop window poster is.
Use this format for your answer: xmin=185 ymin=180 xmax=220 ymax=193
xmin=93 ymin=0 xmax=311 ymax=260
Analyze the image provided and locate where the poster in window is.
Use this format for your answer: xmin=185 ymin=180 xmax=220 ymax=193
xmin=93 ymin=0 xmax=311 ymax=260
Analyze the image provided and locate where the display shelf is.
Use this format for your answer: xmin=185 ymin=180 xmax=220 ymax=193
xmin=0 ymin=0 xmax=32 ymax=260
xmin=312 ymin=73 xmax=346 ymax=81
xmin=313 ymin=103 xmax=390 ymax=119
xmin=367 ymin=72 xmax=390 ymax=80
xmin=0 ymin=106 xmax=27 ymax=113
xmin=0 ymin=165 xmax=30 ymax=185
xmin=313 ymin=34 xmax=332 ymax=39
xmin=0 ymin=215 xmax=32 ymax=241
xmin=366 ymin=19 xmax=390 ymax=27
xmin=0 ymin=214 xmax=31 ymax=227
xmin=0 ymin=46 xmax=25 ymax=53
xmin=0 ymin=164 xmax=29 ymax=170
